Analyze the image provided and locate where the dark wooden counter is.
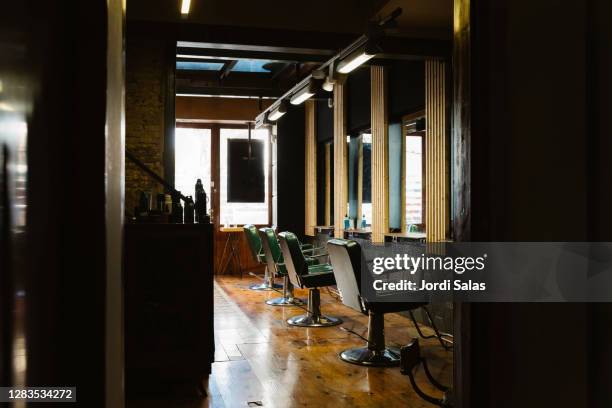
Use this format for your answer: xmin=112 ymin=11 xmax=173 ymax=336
xmin=125 ymin=223 xmax=214 ymax=395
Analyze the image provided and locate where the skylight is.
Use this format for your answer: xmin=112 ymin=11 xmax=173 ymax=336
xmin=231 ymin=60 xmax=273 ymax=73
xmin=176 ymin=61 xmax=225 ymax=71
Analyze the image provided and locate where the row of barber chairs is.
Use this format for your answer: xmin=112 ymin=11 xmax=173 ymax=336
xmin=242 ymin=225 xmax=450 ymax=369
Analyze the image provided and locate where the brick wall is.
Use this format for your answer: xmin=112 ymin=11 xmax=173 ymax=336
xmin=125 ymin=35 xmax=167 ymax=214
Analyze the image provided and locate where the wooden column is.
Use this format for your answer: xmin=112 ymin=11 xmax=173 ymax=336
xmin=304 ymin=100 xmax=317 ymax=236
xmin=425 ymin=60 xmax=449 ymax=242
xmin=371 ymin=66 xmax=389 ymax=243
xmin=333 ymin=83 xmax=348 ymax=238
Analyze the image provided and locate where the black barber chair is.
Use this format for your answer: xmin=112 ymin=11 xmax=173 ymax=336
xmin=278 ymin=232 xmax=342 ymax=327
xmin=326 ymin=238 xmax=428 ymax=367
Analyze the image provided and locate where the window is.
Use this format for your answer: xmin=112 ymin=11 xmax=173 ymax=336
xmin=405 ymin=134 xmax=423 ymax=225
xmin=175 ymin=127 xmax=212 ymax=205
xmin=220 ymin=128 xmax=269 ymax=225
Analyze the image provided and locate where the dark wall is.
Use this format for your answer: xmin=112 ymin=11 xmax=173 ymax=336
xmin=347 ymin=67 xmax=371 ymax=134
xmin=587 ymin=0 xmax=612 ymax=405
xmin=0 ymin=0 xmax=125 ymax=406
xmin=316 ymin=98 xmax=333 ymax=143
xmin=277 ymin=105 xmax=306 ymax=238
xmin=389 ymin=61 xmax=425 ymax=121
xmin=453 ymin=0 xmax=612 ymax=407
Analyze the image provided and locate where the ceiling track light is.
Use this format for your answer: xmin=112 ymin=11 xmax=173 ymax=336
xmin=290 ymin=80 xmax=316 ymax=105
xmin=336 ymin=42 xmax=379 ymax=74
xmin=255 ymin=8 xmax=402 ymax=127
xmin=180 ymin=0 xmax=191 ymax=16
xmin=268 ymin=101 xmax=288 ymax=121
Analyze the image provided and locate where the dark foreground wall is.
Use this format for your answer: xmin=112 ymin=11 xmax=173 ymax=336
xmin=453 ymin=0 xmax=612 ymax=407
xmin=0 ymin=0 xmax=125 ymax=407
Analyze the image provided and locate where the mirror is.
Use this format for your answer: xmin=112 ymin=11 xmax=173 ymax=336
xmin=347 ymin=132 xmax=371 ymax=230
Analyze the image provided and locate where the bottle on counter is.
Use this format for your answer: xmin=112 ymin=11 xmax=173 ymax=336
xmin=361 ymin=214 xmax=367 ymax=229
xmin=184 ymin=196 xmax=195 ymax=224
xmin=343 ymin=214 xmax=351 ymax=230
xmin=171 ymin=194 xmax=183 ymax=223
xmin=195 ymin=178 xmax=208 ymax=223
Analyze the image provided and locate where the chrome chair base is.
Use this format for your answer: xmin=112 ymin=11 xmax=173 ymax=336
xmin=339 ymin=346 xmax=401 ymax=367
xmin=249 ymin=282 xmax=283 ymax=291
xmin=286 ymin=287 xmax=342 ymax=327
xmin=266 ymin=296 xmax=305 ymax=306
xmin=249 ymin=266 xmax=282 ymax=290
xmin=287 ymin=314 xmax=342 ymax=327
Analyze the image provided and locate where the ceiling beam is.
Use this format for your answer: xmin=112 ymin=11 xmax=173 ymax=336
xmin=177 ymin=47 xmax=330 ymax=63
xmin=176 ymin=85 xmax=285 ymax=98
xmin=219 ymin=60 xmax=238 ymax=80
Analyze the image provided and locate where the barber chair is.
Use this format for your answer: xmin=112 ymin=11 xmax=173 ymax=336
xmin=327 ymin=238 xmax=429 ymax=367
xmin=278 ymin=232 xmax=343 ymax=327
xmin=258 ymin=227 xmax=305 ymax=306
xmin=243 ymin=224 xmax=281 ymax=290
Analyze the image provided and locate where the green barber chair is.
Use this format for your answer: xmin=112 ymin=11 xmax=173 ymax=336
xmin=278 ymin=232 xmax=342 ymax=327
xmin=258 ymin=228 xmax=306 ymax=306
xmin=243 ymin=224 xmax=281 ymax=290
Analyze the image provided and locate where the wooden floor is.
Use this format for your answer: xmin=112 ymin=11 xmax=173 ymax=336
xmin=131 ymin=275 xmax=453 ymax=408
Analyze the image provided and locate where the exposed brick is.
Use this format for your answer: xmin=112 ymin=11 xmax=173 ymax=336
xmin=125 ymin=35 xmax=167 ymax=214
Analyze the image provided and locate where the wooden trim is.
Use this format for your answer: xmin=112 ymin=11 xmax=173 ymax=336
xmin=211 ymin=125 xmax=221 ymax=228
xmin=163 ymin=40 xmax=176 ymax=189
xmin=304 ymin=100 xmax=317 ymax=236
xmin=333 ymin=83 xmax=348 ymax=238
xmin=425 ymin=60 xmax=450 ymax=242
xmin=325 ymin=143 xmax=331 ymax=226
xmin=267 ymin=127 xmax=273 ymax=227
xmin=370 ymin=66 xmax=389 ymax=243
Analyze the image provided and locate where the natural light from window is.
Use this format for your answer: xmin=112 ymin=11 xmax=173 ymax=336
xmin=175 ymin=127 xmax=212 ymax=207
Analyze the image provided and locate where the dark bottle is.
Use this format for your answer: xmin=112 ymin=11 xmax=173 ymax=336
xmin=137 ymin=191 xmax=150 ymax=216
xmin=171 ymin=193 xmax=183 ymax=223
xmin=195 ymin=179 xmax=208 ymax=223
xmin=184 ymin=196 xmax=195 ymax=224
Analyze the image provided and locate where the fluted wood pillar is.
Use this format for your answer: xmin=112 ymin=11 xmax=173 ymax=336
xmin=425 ymin=60 xmax=449 ymax=242
xmin=333 ymin=84 xmax=348 ymax=238
xmin=304 ymin=100 xmax=317 ymax=236
xmin=371 ymin=66 xmax=389 ymax=243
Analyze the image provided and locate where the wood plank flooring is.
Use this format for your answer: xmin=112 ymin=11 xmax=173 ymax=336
xmin=129 ymin=275 xmax=453 ymax=408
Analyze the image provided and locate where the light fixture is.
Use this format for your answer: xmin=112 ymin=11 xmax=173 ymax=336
xmin=337 ymin=42 xmax=378 ymax=74
xmin=180 ymin=0 xmax=191 ymax=15
xmin=290 ymin=80 xmax=316 ymax=105
xmin=268 ymin=101 xmax=288 ymax=121
xmin=322 ymin=77 xmax=334 ymax=92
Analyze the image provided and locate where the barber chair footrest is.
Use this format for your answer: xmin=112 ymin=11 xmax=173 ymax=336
xmin=339 ymin=346 xmax=400 ymax=367
xmin=287 ymin=314 xmax=342 ymax=327
xmin=265 ymin=297 xmax=306 ymax=306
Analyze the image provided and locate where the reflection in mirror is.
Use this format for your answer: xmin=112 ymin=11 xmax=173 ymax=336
xmin=404 ymin=114 xmax=425 ymax=232
xmin=361 ymin=133 xmax=372 ymax=227
xmin=348 ymin=132 xmax=371 ymax=230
